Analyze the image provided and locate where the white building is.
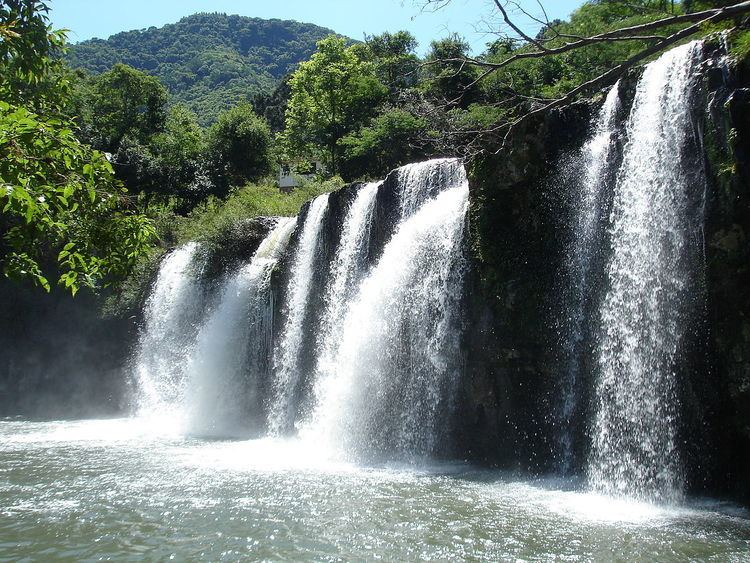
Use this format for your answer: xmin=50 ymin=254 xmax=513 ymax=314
xmin=278 ymin=161 xmax=325 ymax=191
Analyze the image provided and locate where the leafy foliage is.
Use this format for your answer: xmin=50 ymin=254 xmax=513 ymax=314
xmin=150 ymin=105 xmax=208 ymax=198
xmin=480 ymin=2 xmax=692 ymax=102
xmin=362 ymin=31 xmax=420 ymax=97
xmin=111 ymin=106 xmax=214 ymax=212
xmin=423 ymin=34 xmax=480 ymax=107
xmin=0 ymin=101 xmax=156 ymax=293
xmin=0 ymin=0 xmax=68 ymax=111
xmin=82 ymin=63 xmax=168 ymax=151
xmin=251 ymin=76 xmax=292 ymax=132
xmin=339 ymin=108 xmax=429 ymax=179
xmin=0 ymin=0 xmax=156 ymax=294
xmin=71 ymin=65 xmax=214 ymax=209
xmin=176 ymin=176 xmax=344 ymax=245
xmin=206 ymin=103 xmax=273 ymax=188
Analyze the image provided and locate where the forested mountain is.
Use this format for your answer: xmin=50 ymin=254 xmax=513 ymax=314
xmin=67 ymin=13 xmax=341 ymax=124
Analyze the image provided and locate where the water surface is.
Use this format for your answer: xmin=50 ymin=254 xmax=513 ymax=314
xmin=1 ymin=419 xmax=748 ymax=560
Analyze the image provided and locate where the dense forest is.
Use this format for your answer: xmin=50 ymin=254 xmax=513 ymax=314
xmin=67 ymin=14 xmax=339 ymax=124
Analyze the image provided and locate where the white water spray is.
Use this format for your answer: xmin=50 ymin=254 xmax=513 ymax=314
xmin=588 ymin=42 xmax=704 ymax=502
xmin=133 ymin=242 xmax=204 ymax=418
xmin=559 ymin=84 xmax=621 ymax=470
xmin=269 ymin=194 xmax=330 ymax=434
xmin=305 ymin=160 xmax=468 ymax=461
xmin=313 ymin=182 xmax=380 ymax=406
xmin=186 ymin=218 xmax=296 ymax=438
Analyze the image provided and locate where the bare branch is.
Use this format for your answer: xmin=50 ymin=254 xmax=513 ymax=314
xmin=492 ymin=0 xmax=549 ymax=51
xmin=410 ymin=0 xmax=750 ymax=160
xmin=506 ymin=0 xmax=551 ymax=35
xmin=418 ymin=0 xmax=749 ymax=86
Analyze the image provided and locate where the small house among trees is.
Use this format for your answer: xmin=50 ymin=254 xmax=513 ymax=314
xmin=278 ymin=160 xmax=325 ymax=191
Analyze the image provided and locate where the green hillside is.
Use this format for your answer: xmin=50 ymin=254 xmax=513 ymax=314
xmin=67 ymin=13 xmax=341 ymax=124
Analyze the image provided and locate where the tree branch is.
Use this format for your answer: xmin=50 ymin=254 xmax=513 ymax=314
xmin=412 ymin=0 xmax=750 ymax=160
xmin=423 ymin=1 xmax=750 ymax=76
xmin=494 ymin=6 xmax=740 ymax=152
xmin=492 ymin=0 xmax=549 ymax=51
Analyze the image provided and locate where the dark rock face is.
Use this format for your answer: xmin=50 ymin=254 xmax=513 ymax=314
xmin=702 ymin=50 xmax=750 ymax=504
xmin=200 ymin=216 xmax=279 ymax=282
xmin=456 ymin=101 xmax=593 ymax=472
xmin=0 ymin=279 xmax=136 ymax=419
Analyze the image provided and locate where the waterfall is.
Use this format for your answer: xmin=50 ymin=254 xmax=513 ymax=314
xmin=269 ymin=194 xmax=330 ymax=434
xmin=186 ymin=217 xmax=296 ymax=438
xmin=132 ymin=159 xmax=470 ymax=461
xmin=305 ymin=160 xmax=469 ymax=461
xmin=558 ymin=84 xmax=621 ymax=471
xmin=313 ymin=182 xmax=380 ymax=400
xmin=133 ymin=242 xmax=204 ymax=418
xmin=397 ymin=157 xmax=466 ymax=218
xmin=588 ymin=41 xmax=705 ymax=502
xmin=132 ymin=219 xmax=295 ymax=433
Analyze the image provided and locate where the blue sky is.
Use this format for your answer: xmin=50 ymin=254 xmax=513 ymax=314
xmin=49 ymin=0 xmax=587 ymax=55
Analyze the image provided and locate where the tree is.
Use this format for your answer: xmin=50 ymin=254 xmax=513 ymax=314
xmin=65 ymin=13 xmax=336 ymax=125
xmin=339 ymin=108 xmax=428 ymax=179
xmin=418 ymin=0 xmax=750 ymax=151
xmin=206 ymin=103 xmax=273 ymax=189
xmin=283 ymin=36 xmax=387 ymax=174
xmin=423 ymin=34 xmax=480 ymax=108
xmin=251 ymin=75 xmax=293 ymax=133
xmin=0 ymin=1 xmax=155 ymax=293
xmin=84 ymin=63 xmax=168 ymax=152
xmin=0 ymin=0 xmax=68 ymax=112
xmin=151 ymin=105 xmax=208 ymax=205
xmin=152 ymin=106 xmax=205 ymax=178
xmin=115 ymin=104 xmax=211 ymax=211
xmin=363 ymin=31 xmax=420 ymax=96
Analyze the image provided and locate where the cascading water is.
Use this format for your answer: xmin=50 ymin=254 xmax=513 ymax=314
xmin=133 ymin=159 xmax=468 ymax=459
xmin=397 ymin=157 xmax=466 ymax=218
xmin=133 ymin=242 xmax=205 ymax=418
xmin=558 ymin=84 xmax=621 ymax=472
xmin=132 ymin=219 xmax=295 ymax=434
xmin=313 ymin=181 xmax=380 ymax=401
xmin=269 ymin=194 xmax=330 ymax=434
xmin=305 ymin=160 xmax=469 ymax=461
xmin=186 ymin=217 xmax=296 ymax=438
xmin=587 ymin=41 xmax=706 ymax=502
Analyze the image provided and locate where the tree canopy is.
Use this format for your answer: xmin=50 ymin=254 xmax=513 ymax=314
xmin=207 ymin=103 xmax=273 ymax=189
xmin=83 ymin=63 xmax=168 ymax=152
xmin=67 ymin=13 xmax=340 ymax=125
xmin=282 ymin=36 xmax=387 ymax=174
xmin=4 ymin=0 xmax=749 ymax=286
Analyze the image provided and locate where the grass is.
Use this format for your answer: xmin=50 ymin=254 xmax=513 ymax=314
xmin=729 ymin=28 xmax=750 ymax=62
xmin=102 ymin=175 xmax=345 ymax=315
xmin=174 ymin=175 xmax=345 ymax=245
